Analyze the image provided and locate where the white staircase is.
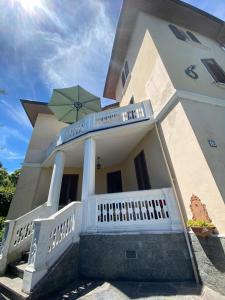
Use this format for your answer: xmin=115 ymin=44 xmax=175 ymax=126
xmin=0 ymin=201 xmax=82 ymax=298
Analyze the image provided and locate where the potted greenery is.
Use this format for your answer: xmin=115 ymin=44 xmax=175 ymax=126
xmin=187 ymin=220 xmax=216 ymax=238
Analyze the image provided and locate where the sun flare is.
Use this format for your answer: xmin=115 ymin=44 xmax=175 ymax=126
xmin=14 ymin=0 xmax=42 ymax=12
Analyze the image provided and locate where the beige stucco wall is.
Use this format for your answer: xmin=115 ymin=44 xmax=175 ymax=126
xmin=115 ymin=14 xmax=175 ymax=111
xmin=8 ymin=113 xmax=67 ymax=219
xmin=115 ymin=13 xmax=225 ymax=111
xmin=7 ymin=166 xmax=42 ymax=219
xmin=146 ymin=14 xmax=225 ymax=101
xmin=25 ymin=113 xmax=67 ymax=163
xmin=95 ymin=128 xmax=170 ymax=194
xmin=160 ymin=101 xmax=225 ymax=234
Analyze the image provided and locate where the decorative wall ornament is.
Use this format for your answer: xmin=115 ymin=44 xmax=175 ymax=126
xmin=190 ymin=194 xmax=212 ymax=222
xmin=185 ymin=65 xmax=199 ymax=79
xmin=28 ymin=238 xmax=37 ymax=266
xmin=28 ymin=223 xmax=41 ymax=266
xmin=0 ymin=222 xmax=9 ymax=257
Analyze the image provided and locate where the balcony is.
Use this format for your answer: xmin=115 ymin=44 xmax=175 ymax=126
xmin=46 ymin=100 xmax=153 ymax=158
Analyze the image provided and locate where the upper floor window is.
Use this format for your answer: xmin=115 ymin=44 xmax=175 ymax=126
xmin=186 ymin=31 xmax=201 ymax=43
xmin=130 ymin=96 xmax=135 ymax=104
xmin=169 ymin=24 xmax=187 ymax=41
xmin=169 ymin=24 xmax=201 ymax=44
xmin=201 ymin=58 xmax=225 ymax=84
xmin=121 ymin=61 xmax=129 ymax=87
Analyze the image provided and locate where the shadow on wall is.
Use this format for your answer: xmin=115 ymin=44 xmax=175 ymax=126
xmin=197 ymin=236 xmax=225 ymax=273
xmin=182 ymin=100 xmax=225 ymax=205
xmin=48 ymin=281 xmax=203 ymax=300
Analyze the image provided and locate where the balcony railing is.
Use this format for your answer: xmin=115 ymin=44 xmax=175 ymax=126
xmin=85 ymin=188 xmax=182 ymax=233
xmin=46 ymin=100 xmax=153 ymax=158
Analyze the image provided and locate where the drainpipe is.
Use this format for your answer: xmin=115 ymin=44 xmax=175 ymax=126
xmin=155 ymin=122 xmax=200 ymax=284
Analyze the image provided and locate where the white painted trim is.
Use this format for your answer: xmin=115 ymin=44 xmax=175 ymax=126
xmin=177 ymin=90 xmax=225 ymax=108
xmin=154 ymin=89 xmax=225 ymax=123
xmin=42 ymin=118 xmax=154 ymax=167
xmin=80 ymin=230 xmax=184 ymax=236
xmin=22 ymin=163 xmax=41 ymax=168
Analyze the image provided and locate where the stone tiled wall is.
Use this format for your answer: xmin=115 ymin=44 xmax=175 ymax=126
xmin=79 ymin=233 xmax=194 ymax=281
xmin=190 ymin=233 xmax=225 ymax=296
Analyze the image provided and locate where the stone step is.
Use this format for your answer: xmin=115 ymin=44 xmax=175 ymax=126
xmin=0 ymin=275 xmax=29 ymax=300
xmin=7 ymin=262 xmax=28 ymax=279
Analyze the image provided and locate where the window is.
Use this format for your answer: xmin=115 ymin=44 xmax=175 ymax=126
xmin=107 ymin=171 xmax=123 ymax=193
xmin=121 ymin=60 xmax=129 ymax=87
xmin=201 ymin=58 xmax=225 ymax=84
xmin=169 ymin=24 xmax=187 ymax=41
xmin=187 ymin=31 xmax=201 ymax=43
xmin=121 ymin=71 xmax=126 ymax=87
xmin=130 ymin=96 xmax=135 ymax=104
xmin=134 ymin=151 xmax=151 ymax=190
xmin=169 ymin=24 xmax=201 ymax=44
xmin=124 ymin=61 xmax=129 ymax=78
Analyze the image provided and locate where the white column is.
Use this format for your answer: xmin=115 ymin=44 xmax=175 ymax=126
xmin=47 ymin=151 xmax=65 ymax=211
xmin=81 ymin=138 xmax=96 ymax=201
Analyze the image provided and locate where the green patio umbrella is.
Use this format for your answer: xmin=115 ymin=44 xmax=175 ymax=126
xmin=48 ymin=85 xmax=101 ymax=123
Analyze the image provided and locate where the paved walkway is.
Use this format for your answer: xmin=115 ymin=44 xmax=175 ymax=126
xmin=49 ymin=281 xmax=225 ymax=300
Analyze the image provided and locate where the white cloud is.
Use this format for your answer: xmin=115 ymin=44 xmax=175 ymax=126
xmin=0 ymin=125 xmax=29 ymax=144
xmin=41 ymin=0 xmax=114 ymax=93
xmin=0 ymin=125 xmax=27 ymax=162
xmin=0 ymin=148 xmax=24 ymax=161
xmin=0 ymin=99 xmax=31 ymax=129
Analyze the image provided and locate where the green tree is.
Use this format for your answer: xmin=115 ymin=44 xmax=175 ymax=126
xmin=0 ymin=162 xmax=20 ymax=217
xmin=0 ymin=162 xmax=20 ymax=240
xmin=9 ymin=169 xmax=21 ymax=187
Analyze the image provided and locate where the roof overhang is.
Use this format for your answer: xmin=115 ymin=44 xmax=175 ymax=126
xmin=21 ymin=99 xmax=53 ymax=127
xmin=103 ymin=0 xmax=225 ymax=99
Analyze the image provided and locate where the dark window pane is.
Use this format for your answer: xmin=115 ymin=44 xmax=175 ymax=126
xmin=59 ymin=174 xmax=79 ymax=207
xmin=121 ymin=71 xmax=126 ymax=87
xmin=187 ymin=31 xmax=201 ymax=43
xmin=107 ymin=171 xmax=123 ymax=193
xmin=201 ymin=58 xmax=225 ymax=83
xmin=134 ymin=151 xmax=151 ymax=190
xmin=169 ymin=24 xmax=187 ymax=41
xmin=124 ymin=61 xmax=129 ymax=78
xmin=130 ymin=96 xmax=135 ymax=104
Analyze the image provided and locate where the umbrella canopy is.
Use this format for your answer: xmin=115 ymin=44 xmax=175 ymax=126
xmin=48 ymin=85 xmax=101 ymax=123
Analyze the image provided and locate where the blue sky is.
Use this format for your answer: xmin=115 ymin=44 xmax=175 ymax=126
xmin=0 ymin=0 xmax=224 ymax=172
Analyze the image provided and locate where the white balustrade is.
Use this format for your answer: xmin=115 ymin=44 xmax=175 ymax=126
xmin=23 ymin=202 xmax=82 ymax=293
xmin=86 ymin=188 xmax=182 ymax=233
xmin=46 ymin=101 xmax=153 ymax=157
xmin=0 ymin=203 xmax=53 ymax=274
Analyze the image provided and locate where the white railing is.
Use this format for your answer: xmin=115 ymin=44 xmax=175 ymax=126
xmin=46 ymin=100 xmax=153 ymax=157
xmin=0 ymin=203 xmax=53 ymax=274
xmin=85 ymin=188 xmax=182 ymax=233
xmin=23 ymin=202 xmax=82 ymax=293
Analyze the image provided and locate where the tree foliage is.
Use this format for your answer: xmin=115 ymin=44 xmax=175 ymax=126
xmin=0 ymin=163 xmax=21 ymax=217
xmin=0 ymin=163 xmax=20 ymax=240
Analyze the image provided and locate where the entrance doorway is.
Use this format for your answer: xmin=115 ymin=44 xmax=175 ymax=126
xmin=107 ymin=170 xmax=123 ymax=193
xmin=59 ymin=174 xmax=79 ymax=208
xmin=134 ymin=150 xmax=151 ymax=190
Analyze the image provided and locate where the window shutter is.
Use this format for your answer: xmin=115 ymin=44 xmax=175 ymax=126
xmin=124 ymin=61 xmax=129 ymax=78
xmin=187 ymin=31 xmax=201 ymax=43
xmin=201 ymin=58 xmax=225 ymax=84
xmin=130 ymin=96 xmax=134 ymax=104
xmin=121 ymin=71 xmax=126 ymax=87
xmin=168 ymin=24 xmax=187 ymax=41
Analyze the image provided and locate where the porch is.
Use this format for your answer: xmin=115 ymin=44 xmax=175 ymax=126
xmin=42 ymin=114 xmax=182 ymax=234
